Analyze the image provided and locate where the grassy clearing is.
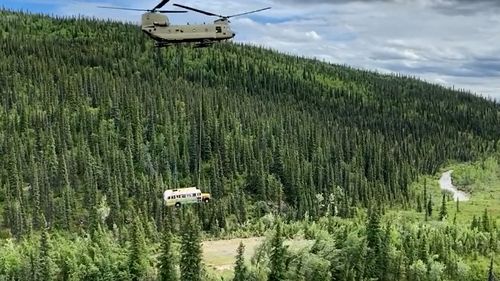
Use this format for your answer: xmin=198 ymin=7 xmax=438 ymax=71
xmin=203 ymin=237 xmax=313 ymax=279
xmin=445 ymin=157 xmax=500 ymax=225
xmin=203 ymin=237 xmax=265 ymax=272
xmin=408 ymin=156 xmax=500 ymax=225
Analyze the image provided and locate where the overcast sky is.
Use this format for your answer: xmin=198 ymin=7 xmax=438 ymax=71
xmin=2 ymin=0 xmax=499 ymax=100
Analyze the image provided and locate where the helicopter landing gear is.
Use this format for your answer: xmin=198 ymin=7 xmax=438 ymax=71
xmin=194 ymin=40 xmax=213 ymax=48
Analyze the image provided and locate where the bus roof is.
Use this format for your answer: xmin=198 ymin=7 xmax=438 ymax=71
xmin=164 ymin=187 xmax=200 ymax=194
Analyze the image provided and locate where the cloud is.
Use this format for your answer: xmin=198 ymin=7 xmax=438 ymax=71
xmin=237 ymin=0 xmax=500 ymax=99
xmin=270 ymin=0 xmax=500 ymax=16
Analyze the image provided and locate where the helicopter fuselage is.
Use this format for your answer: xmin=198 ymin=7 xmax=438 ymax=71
xmin=141 ymin=12 xmax=235 ymax=46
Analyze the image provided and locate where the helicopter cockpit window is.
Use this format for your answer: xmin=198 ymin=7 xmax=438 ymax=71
xmin=216 ymin=26 xmax=222 ymax=33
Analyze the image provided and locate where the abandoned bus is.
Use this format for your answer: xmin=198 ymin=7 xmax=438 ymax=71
xmin=163 ymin=187 xmax=211 ymax=207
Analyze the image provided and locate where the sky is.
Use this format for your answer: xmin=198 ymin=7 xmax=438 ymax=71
xmin=1 ymin=0 xmax=499 ymax=100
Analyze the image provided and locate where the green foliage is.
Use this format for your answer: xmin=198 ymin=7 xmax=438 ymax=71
xmin=488 ymin=257 xmax=496 ymax=281
xmin=180 ymin=211 xmax=202 ymax=281
xmin=129 ymin=216 xmax=148 ymax=281
xmin=0 ymin=9 xmax=499 ymax=281
xmin=365 ymin=206 xmax=381 ymax=279
xmin=268 ymin=222 xmax=286 ymax=281
xmin=39 ymin=229 xmax=53 ymax=281
xmin=159 ymin=229 xmax=177 ymax=281
xmin=439 ymin=193 xmax=447 ymax=221
xmin=427 ymin=195 xmax=434 ymax=219
xmin=0 ymin=230 xmax=131 ymax=280
xmin=439 ymin=157 xmax=500 ymax=225
xmin=233 ymin=242 xmax=248 ymax=281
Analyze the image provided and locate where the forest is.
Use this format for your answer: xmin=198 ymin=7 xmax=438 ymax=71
xmin=0 ymin=10 xmax=499 ymax=280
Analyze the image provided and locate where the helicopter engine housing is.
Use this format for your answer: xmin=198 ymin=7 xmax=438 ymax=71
xmin=142 ymin=12 xmax=170 ymax=28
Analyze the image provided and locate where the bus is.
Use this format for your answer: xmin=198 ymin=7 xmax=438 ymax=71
xmin=163 ymin=187 xmax=211 ymax=207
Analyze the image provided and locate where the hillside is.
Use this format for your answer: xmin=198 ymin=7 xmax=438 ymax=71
xmin=0 ymin=10 xmax=499 ymax=281
xmin=2 ymin=10 xmax=499 ymax=232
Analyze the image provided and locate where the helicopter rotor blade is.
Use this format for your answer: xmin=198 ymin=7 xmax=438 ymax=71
xmin=157 ymin=10 xmax=188 ymax=13
xmin=152 ymin=0 xmax=171 ymax=11
xmin=97 ymin=6 xmax=150 ymax=12
xmin=173 ymin=4 xmax=223 ymax=17
xmin=98 ymin=5 xmax=186 ymax=13
xmin=227 ymin=7 xmax=271 ymax=18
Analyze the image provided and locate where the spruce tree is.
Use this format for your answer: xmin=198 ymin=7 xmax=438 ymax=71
xmin=416 ymin=195 xmax=422 ymax=213
xmin=378 ymin=225 xmax=391 ymax=281
xmin=427 ymin=195 xmax=433 ymax=219
xmin=39 ymin=228 xmax=52 ymax=281
xmin=159 ymin=229 xmax=177 ymax=281
xmin=439 ymin=193 xmax=447 ymax=221
xmin=129 ymin=216 xmax=148 ymax=281
xmin=482 ymin=209 xmax=490 ymax=232
xmin=180 ymin=211 xmax=202 ymax=281
xmin=471 ymin=216 xmax=479 ymax=230
xmin=424 ymin=179 xmax=428 ymax=221
xmin=268 ymin=221 xmax=286 ymax=281
xmin=233 ymin=242 xmax=248 ymax=281
xmin=365 ymin=206 xmax=381 ymax=280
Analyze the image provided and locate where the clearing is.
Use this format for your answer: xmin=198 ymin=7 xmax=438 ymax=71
xmin=203 ymin=237 xmax=312 ymax=276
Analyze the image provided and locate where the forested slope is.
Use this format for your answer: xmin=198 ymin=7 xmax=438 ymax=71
xmin=1 ymin=10 xmax=500 ymax=238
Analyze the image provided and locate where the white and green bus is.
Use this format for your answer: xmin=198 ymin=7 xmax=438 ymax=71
xmin=163 ymin=187 xmax=211 ymax=207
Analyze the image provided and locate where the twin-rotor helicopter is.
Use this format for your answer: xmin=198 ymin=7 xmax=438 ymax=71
xmin=99 ymin=0 xmax=271 ymax=47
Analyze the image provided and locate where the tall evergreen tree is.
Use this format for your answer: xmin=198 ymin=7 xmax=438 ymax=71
xmin=427 ymin=195 xmax=433 ymax=219
xmin=180 ymin=211 xmax=202 ymax=281
xmin=129 ymin=216 xmax=148 ymax=281
xmin=268 ymin=221 xmax=286 ymax=281
xmin=439 ymin=193 xmax=447 ymax=221
xmin=424 ymin=179 xmax=428 ymax=221
xmin=233 ymin=242 xmax=248 ymax=281
xmin=365 ymin=206 xmax=381 ymax=279
xmin=159 ymin=229 xmax=177 ymax=281
xmin=39 ymin=228 xmax=52 ymax=281
xmin=471 ymin=215 xmax=479 ymax=230
xmin=482 ymin=209 xmax=491 ymax=232
xmin=378 ymin=225 xmax=391 ymax=281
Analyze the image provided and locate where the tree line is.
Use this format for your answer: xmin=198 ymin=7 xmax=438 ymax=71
xmin=0 ymin=207 xmax=498 ymax=280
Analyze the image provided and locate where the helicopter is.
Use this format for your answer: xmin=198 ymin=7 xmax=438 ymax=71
xmin=99 ymin=0 xmax=271 ymax=48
